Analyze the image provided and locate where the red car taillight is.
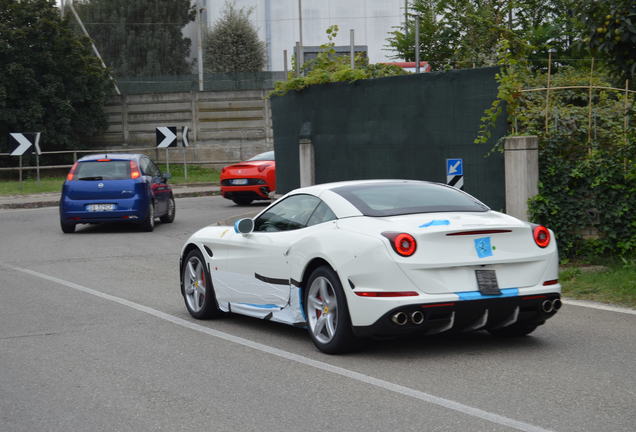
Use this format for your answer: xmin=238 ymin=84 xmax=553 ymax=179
xmin=130 ymin=160 xmax=141 ymax=179
xmin=66 ymin=162 xmax=79 ymax=181
xmin=382 ymin=232 xmax=417 ymax=257
xmin=258 ymin=163 xmax=272 ymax=173
xmin=533 ymin=225 xmax=551 ymax=248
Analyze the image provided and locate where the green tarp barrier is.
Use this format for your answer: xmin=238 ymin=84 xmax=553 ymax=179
xmin=271 ymin=67 xmax=507 ymax=211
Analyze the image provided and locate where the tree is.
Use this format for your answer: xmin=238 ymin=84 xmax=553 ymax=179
xmin=203 ymin=2 xmax=265 ymax=73
xmin=386 ymin=0 xmax=582 ymax=70
xmin=73 ymin=0 xmax=195 ymax=77
xmin=0 ymin=0 xmax=111 ymax=153
xmin=578 ymin=0 xmax=636 ymax=85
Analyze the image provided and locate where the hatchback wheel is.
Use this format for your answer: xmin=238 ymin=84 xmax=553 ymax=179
xmin=160 ymin=196 xmax=176 ymax=223
xmin=60 ymin=220 xmax=75 ymax=233
xmin=305 ymin=266 xmax=357 ymax=354
xmin=182 ymin=249 xmax=222 ymax=319
xmin=140 ymin=202 xmax=155 ymax=232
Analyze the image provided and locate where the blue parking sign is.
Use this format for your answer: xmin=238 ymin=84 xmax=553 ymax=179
xmin=447 ymin=158 xmax=463 ymax=176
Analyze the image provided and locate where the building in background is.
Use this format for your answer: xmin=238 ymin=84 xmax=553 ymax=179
xmin=196 ymin=0 xmax=404 ymax=71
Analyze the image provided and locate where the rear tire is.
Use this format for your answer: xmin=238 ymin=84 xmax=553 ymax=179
xmin=232 ymin=197 xmax=253 ymax=206
xmin=60 ymin=220 xmax=75 ymax=233
xmin=160 ymin=196 xmax=176 ymax=223
xmin=304 ymin=265 xmax=358 ymax=354
xmin=488 ymin=323 xmax=538 ymax=337
xmin=181 ymin=249 xmax=222 ymax=319
xmin=140 ymin=202 xmax=155 ymax=232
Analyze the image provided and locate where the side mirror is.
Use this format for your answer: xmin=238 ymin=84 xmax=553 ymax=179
xmin=162 ymin=172 xmax=172 ymax=180
xmin=234 ymin=218 xmax=254 ymax=234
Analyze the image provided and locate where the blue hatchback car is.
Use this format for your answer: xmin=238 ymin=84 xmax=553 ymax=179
xmin=59 ymin=154 xmax=175 ymax=233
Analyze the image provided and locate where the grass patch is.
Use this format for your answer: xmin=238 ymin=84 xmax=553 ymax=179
xmin=0 ymin=165 xmax=219 ymax=196
xmin=156 ymin=164 xmax=219 ymax=184
xmin=0 ymin=177 xmax=65 ymax=195
xmin=560 ymin=259 xmax=636 ymax=308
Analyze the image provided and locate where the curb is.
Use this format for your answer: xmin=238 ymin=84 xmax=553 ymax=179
xmin=0 ymin=189 xmax=220 ymax=210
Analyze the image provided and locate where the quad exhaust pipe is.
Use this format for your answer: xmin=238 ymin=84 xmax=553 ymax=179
xmin=391 ymin=312 xmax=408 ymax=326
xmin=410 ymin=311 xmax=424 ymax=325
xmin=541 ymin=299 xmax=562 ymax=313
xmin=391 ymin=311 xmax=425 ymax=326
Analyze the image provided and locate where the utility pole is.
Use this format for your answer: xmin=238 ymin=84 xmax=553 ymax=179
xmin=298 ymin=0 xmax=304 ymax=74
xmin=415 ymin=15 xmax=420 ymax=73
xmin=350 ymin=29 xmax=355 ymax=69
xmin=197 ymin=6 xmax=205 ymax=92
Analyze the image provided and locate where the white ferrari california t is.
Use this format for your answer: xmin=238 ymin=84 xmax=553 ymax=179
xmin=179 ymin=180 xmax=561 ymax=353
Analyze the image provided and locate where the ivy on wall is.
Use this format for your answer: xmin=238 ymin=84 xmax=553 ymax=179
xmin=477 ymin=47 xmax=636 ymax=258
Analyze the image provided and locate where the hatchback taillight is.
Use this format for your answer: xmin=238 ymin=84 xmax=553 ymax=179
xmin=130 ymin=160 xmax=141 ymax=179
xmin=382 ymin=232 xmax=417 ymax=257
xmin=66 ymin=162 xmax=79 ymax=181
xmin=533 ymin=225 xmax=551 ymax=248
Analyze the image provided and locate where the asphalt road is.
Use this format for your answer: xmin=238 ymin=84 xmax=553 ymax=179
xmin=1 ymin=196 xmax=635 ymax=432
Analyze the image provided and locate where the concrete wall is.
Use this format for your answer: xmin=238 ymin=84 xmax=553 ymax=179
xmin=89 ymin=90 xmax=273 ymax=166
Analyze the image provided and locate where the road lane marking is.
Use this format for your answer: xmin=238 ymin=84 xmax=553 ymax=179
xmin=4 ymin=263 xmax=553 ymax=432
xmin=562 ymin=299 xmax=636 ymax=316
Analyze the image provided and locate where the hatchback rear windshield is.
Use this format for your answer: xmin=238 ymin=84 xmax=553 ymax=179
xmin=75 ymin=161 xmax=131 ymax=180
xmin=248 ymin=151 xmax=274 ymax=161
xmin=332 ymin=181 xmax=489 ymax=216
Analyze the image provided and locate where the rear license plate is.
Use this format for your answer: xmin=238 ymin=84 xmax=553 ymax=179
xmin=231 ymin=179 xmax=248 ymax=185
xmin=475 ymin=270 xmax=501 ymax=295
xmin=86 ymin=203 xmax=115 ymax=212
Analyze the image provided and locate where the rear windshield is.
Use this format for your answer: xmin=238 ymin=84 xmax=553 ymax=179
xmin=332 ymin=181 xmax=489 ymax=216
xmin=248 ymin=151 xmax=274 ymax=161
xmin=75 ymin=161 xmax=131 ymax=180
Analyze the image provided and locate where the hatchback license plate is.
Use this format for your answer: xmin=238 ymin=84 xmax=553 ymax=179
xmin=87 ymin=203 xmax=115 ymax=212
xmin=231 ymin=179 xmax=248 ymax=185
xmin=475 ymin=270 xmax=501 ymax=295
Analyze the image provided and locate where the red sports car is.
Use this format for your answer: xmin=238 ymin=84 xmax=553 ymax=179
xmin=220 ymin=151 xmax=276 ymax=205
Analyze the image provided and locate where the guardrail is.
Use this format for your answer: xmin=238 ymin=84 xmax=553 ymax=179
xmin=0 ymin=146 xmax=239 ymax=179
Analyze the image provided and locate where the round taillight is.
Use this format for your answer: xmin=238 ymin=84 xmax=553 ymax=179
xmin=382 ymin=232 xmax=417 ymax=257
xmin=533 ymin=225 xmax=550 ymax=248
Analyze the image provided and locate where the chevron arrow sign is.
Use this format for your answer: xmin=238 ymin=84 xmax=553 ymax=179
xmin=156 ymin=127 xmax=177 ymax=148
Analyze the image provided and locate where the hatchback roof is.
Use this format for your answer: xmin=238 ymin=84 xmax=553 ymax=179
xmin=78 ymin=153 xmax=143 ymax=162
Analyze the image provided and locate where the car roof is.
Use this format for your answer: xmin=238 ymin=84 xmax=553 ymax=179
xmin=296 ymin=179 xmax=440 ymax=195
xmin=77 ymin=153 xmax=144 ymax=162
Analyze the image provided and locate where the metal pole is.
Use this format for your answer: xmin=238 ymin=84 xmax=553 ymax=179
xmin=19 ymin=155 xmax=22 ymax=184
xmin=404 ymin=0 xmax=408 ymax=39
xmin=36 ymin=153 xmax=40 ymax=183
xmin=295 ymin=42 xmax=301 ymax=76
xmin=350 ymin=29 xmax=355 ymax=69
xmin=415 ymin=15 xmax=420 ymax=73
xmin=183 ymin=147 xmax=188 ymax=181
xmin=283 ymin=50 xmax=288 ymax=78
xmin=60 ymin=0 xmax=65 ymax=18
xmin=298 ymin=0 xmax=304 ymax=73
xmin=68 ymin=1 xmax=121 ymax=95
xmin=165 ymin=148 xmax=170 ymax=174
xmin=587 ymin=58 xmax=594 ymax=150
xmin=625 ymin=79 xmax=630 ymax=145
xmin=197 ymin=7 xmax=205 ymax=92
xmin=544 ymin=51 xmax=553 ymax=134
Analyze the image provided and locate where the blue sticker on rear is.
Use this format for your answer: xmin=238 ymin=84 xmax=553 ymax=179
xmin=419 ymin=219 xmax=450 ymax=228
xmin=474 ymin=237 xmax=493 ymax=258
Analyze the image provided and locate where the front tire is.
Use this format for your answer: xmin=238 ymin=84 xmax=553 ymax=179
xmin=304 ymin=266 xmax=357 ymax=354
xmin=181 ymin=249 xmax=222 ymax=319
xmin=160 ymin=196 xmax=176 ymax=223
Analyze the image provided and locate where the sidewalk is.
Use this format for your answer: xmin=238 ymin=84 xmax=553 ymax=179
xmin=0 ymin=183 xmax=220 ymax=210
